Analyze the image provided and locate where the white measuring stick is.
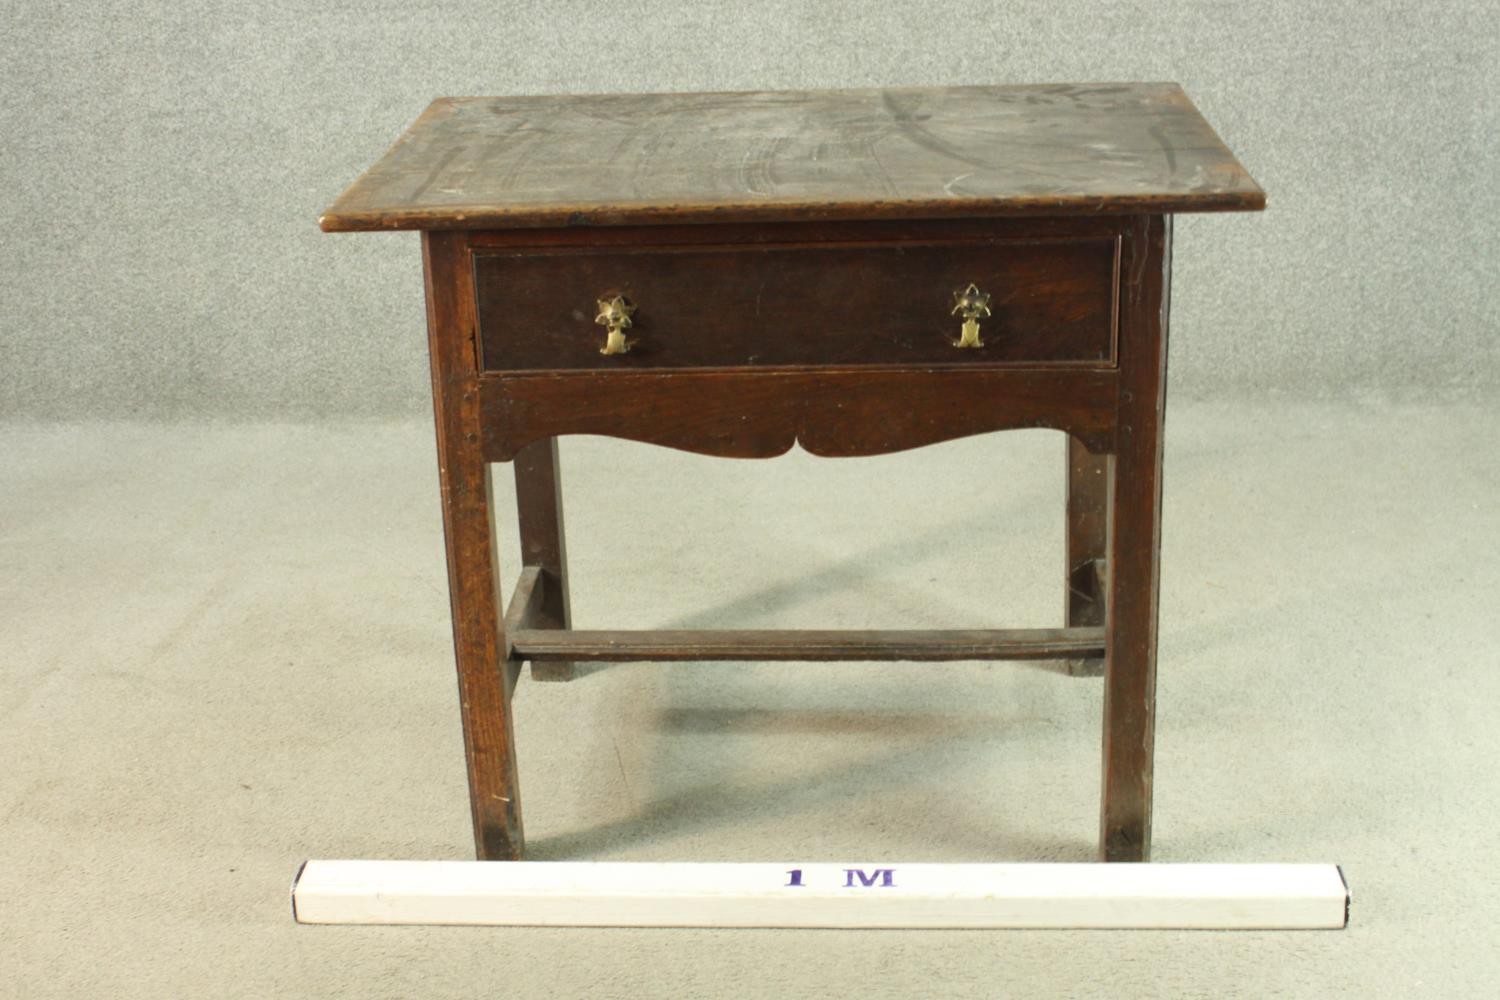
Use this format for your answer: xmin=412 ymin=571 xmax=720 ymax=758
xmin=292 ymin=861 xmax=1349 ymax=929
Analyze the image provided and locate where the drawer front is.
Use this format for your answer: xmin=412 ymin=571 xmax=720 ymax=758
xmin=474 ymin=237 xmax=1118 ymax=371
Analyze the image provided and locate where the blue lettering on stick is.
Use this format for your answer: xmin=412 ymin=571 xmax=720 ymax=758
xmin=843 ymin=868 xmax=896 ymax=888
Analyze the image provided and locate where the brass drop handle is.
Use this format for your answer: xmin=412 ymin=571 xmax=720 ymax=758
xmin=595 ymin=295 xmax=636 ymax=355
xmin=950 ymin=283 xmax=992 ymax=348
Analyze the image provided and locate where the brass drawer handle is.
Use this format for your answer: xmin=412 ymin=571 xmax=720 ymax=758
xmin=950 ymin=283 xmax=992 ymax=348
xmin=595 ymin=295 xmax=636 ymax=355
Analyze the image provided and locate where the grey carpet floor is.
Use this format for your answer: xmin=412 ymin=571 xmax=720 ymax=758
xmin=2 ymin=401 xmax=1496 ymax=998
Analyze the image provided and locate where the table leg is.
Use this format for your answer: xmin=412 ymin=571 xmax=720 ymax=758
xmin=514 ymin=438 xmax=574 ymax=682
xmin=1066 ymin=436 xmax=1109 ymax=677
xmin=1099 ymin=215 xmax=1171 ymax=862
xmin=424 ymin=231 xmax=524 ymax=860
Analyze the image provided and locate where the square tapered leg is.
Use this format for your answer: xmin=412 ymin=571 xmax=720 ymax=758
xmin=1066 ymin=436 xmax=1109 ymax=677
xmin=513 ymin=438 xmax=574 ymax=682
xmin=1099 ymin=214 xmax=1171 ymax=863
xmin=424 ymin=231 xmax=524 ymax=860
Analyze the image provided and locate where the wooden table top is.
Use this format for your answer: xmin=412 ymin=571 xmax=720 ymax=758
xmin=321 ymin=83 xmax=1263 ymax=232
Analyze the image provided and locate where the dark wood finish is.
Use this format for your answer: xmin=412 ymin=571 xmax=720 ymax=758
xmin=479 ymin=368 xmax=1118 ymax=461
xmin=474 ymin=234 xmax=1119 ymax=371
xmin=512 ymin=439 xmax=574 ymax=682
xmin=501 ymin=565 xmax=543 ymax=693
xmin=1100 ymin=214 xmax=1172 ymax=862
xmin=503 ymin=565 xmax=544 ymax=634
xmin=321 ymin=84 xmax=1264 ymax=232
xmin=1066 ymin=437 xmax=1110 ymax=677
xmin=510 ymin=627 xmax=1105 ymax=662
xmin=325 ymin=84 xmax=1262 ymax=866
xmin=422 ymin=230 xmax=524 ymax=861
xmin=465 ymin=215 xmax=1124 ymax=251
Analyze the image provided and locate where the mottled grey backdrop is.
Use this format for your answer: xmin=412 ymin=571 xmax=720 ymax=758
xmin=2 ymin=1 xmax=1495 ymax=419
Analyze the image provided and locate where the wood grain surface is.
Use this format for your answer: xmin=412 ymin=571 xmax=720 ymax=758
xmin=1099 ymin=214 xmax=1172 ymax=863
xmin=321 ymin=83 xmax=1264 ymax=231
xmin=1066 ymin=437 xmax=1110 ymax=677
xmin=508 ymin=627 xmax=1107 ymax=662
xmin=511 ymin=439 xmax=574 ymax=682
xmin=473 ymin=234 xmax=1119 ymax=370
xmin=421 ymin=230 xmax=525 ymax=860
xmin=478 ymin=367 xmax=1119 ymax=461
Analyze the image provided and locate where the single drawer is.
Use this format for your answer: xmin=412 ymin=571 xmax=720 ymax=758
xmin=473 ymin=236 xmax=1119 ymax=371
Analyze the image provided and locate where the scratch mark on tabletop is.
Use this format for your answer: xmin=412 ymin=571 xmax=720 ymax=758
xmin=1148 ymin=125 xmax=1177 ymax=175
xmin=943 ymin=172 xmax=973 ymax=196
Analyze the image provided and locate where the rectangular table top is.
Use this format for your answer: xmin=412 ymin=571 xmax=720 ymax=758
xmin=321 ymin=83 xmax=1263 ymax=232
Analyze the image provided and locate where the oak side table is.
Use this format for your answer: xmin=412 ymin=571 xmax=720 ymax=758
xmin=321 ymin=83 xmax=1263 ymax=863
